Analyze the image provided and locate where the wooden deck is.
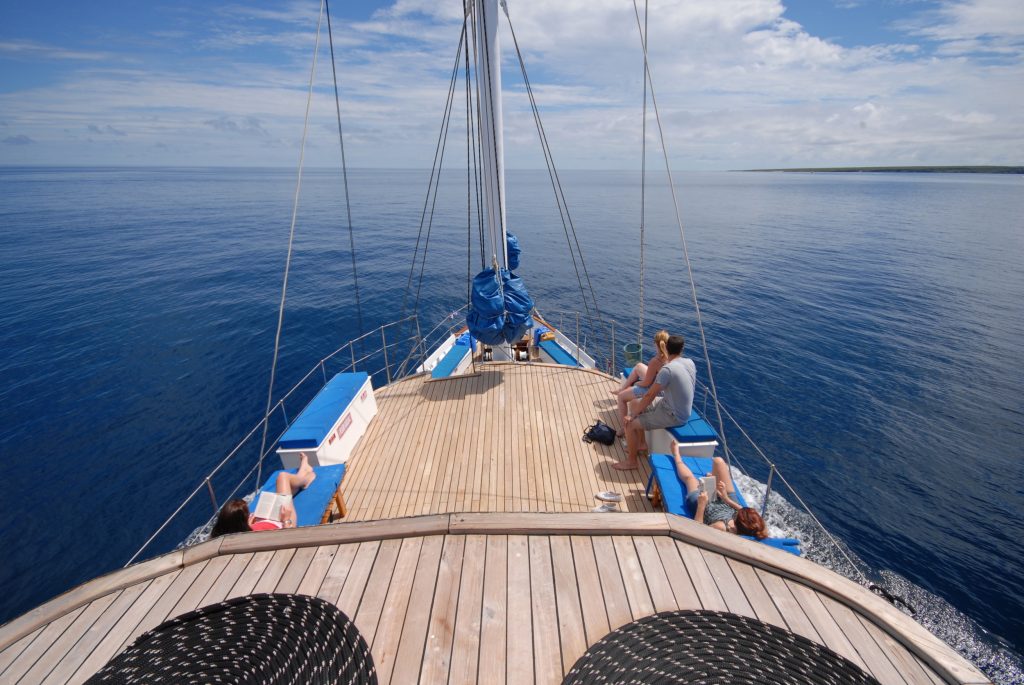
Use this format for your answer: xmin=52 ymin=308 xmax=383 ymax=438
xmin=341 ymin=362 xmax=653 ymax=518
xmin=0 ymin=364 xmax=991 ymax=684
xmin=0 ymin=514 xmax=988 ymax=684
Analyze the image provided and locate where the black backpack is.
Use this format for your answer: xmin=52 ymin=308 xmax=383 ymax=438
xmin=582 ymin=420 xmax=616 ymax=446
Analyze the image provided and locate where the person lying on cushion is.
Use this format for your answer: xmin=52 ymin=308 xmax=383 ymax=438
xmin=671 ymin=447 xmax=768 ymax=538
xmin=211 ymin=452 xmax=317 ymax=536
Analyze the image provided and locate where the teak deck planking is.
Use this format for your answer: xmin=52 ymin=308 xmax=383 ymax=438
xmin=340 ymin=364 xmax=654 ymax=520
xmin=0 ymin=528 xmax=964 ymax=685
xmin=0 ymin=364 xmax=989 ymax=685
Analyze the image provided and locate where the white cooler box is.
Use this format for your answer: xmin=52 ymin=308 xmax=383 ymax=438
xmin=276 ymin=371 xmax=378 ymax=469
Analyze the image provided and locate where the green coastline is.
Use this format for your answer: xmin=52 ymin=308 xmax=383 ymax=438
xmin=743 ymin=165 xmax=1023 ymax=174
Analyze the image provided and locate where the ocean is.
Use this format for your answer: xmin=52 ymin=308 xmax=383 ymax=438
xmin=0 ymin=166 xmax=1021 ymax=682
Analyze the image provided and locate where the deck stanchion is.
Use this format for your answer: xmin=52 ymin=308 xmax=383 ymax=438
xmin=611 ymin=321 xmax=616 ymax=376
xmin=205 ymin=478 xmax=218 ymax=514
xmin=575 ymin=313 xmax=581 ymax=358
xmin=320 ymin=360 xmax=327 ymax=384
xmin=382 ymin=327 xmax=392 ymax=383
xmin=350 ymin=342 xmax=357 ymax=371
xmin=280 ymin=402 xmax=289 ymax=427
xmin=414 ymin=316 xmax=424 ymax=374
xmin=761 ymin=465 xmax=776 ymax=518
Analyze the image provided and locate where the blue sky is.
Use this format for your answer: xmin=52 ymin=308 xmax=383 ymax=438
xmin=1 ymin=0 xmax=1021 ymax=169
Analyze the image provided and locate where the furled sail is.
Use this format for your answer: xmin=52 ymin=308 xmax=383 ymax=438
xmin=467 ymin=241 xmax=534 ymax=345
xmin=467 ymin=268 xmax=506 ymax=345
xmin=506 ymin=232 xmax=521 ymax=270
xmin=501 ymin=269 xmax=533 ymax=342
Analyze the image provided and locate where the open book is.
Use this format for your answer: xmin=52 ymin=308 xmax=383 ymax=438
xmin=253 ymin=491 xmax=290 ymax=522
xmin=699 ymin=475 xmax=717 ymax=502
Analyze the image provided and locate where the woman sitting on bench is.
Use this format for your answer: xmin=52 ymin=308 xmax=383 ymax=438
xmin=611 ymin=329 xmax=670 ymax=436
xmin=211 ymin=453 xmax=317 ymax=537
xmin=672 ymin=448 xmax=768 ymax=538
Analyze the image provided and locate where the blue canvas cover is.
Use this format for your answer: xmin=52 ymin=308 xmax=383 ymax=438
xmin=468 ymin=268 xmax=506 ymax=345
xmin=506 ymin=232 xmax=521 ymax=270
xmin=260 ymin=463 xmax=346 ymax=527
xmin=667 ymin=409 xmax=720 ymax=444
xmin=278 ymin=372 xmax=368 ymax=449
xmin=501 ymin=269 xmax=534 ymax=343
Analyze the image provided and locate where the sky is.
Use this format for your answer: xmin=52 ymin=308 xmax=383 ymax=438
xmin=0 ymin=0 xmax=1022 ymax=170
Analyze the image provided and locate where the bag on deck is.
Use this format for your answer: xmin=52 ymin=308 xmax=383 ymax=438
xmin=582 ymin=420 xmax=616 ymax=446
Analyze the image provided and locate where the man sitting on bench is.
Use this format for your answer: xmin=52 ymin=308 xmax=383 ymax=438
xmin=615 ymin=334 xmax=696 ymax=471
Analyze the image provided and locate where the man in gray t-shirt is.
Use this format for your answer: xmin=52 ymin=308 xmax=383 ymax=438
xmin=614 ymin=334 xmax=696 ymax=471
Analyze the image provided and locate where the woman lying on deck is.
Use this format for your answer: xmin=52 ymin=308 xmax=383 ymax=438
xmin=671 ymin=447 xmax=768 ymax=538
xmin=210 ymin=453 xmax=317 ymax=537
xmin=611 ymin=329 xmax=670 ymax=436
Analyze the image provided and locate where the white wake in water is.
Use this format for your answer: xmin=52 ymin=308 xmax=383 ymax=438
xmin=733 ymin=470 xmax=1024 ymax=685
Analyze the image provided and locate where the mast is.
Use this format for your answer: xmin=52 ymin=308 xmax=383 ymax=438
xmin=472 ymin=0 xmax=508 ymax=269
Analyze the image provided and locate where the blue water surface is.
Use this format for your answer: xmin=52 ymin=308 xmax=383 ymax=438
xmin=0 ymin=166 xmax=1021 ymax=681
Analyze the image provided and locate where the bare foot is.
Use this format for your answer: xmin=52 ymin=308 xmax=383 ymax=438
xmin=297 ymin=452 xmax=316 ymax=487
xmin=612 ymin=460 xmax=640 ymax=471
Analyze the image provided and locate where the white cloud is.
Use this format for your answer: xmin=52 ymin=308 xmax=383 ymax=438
xmin=1 ymin=0 xmax=1021 ymax=168
xmin=0 ymin=39 xmax=112 ymax=61
xmin=897 ymin=0 xmax=1024 ymax=54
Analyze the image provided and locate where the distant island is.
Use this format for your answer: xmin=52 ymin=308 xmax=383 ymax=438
xmin=743 ymin=165 xmax=1023 ymax=174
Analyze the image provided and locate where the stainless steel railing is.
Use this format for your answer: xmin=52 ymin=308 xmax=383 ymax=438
xmin=126 ymin=308 xmax=469 ymax=565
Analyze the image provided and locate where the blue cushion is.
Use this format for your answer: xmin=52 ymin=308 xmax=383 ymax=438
xmin=666 ymin=409 xmax=719 ymax=443
xmin=431 ymin=343 xmax=471 ymax=379
xmin=538 ymin=339 xmax=579 ymax=366
xmin=259 ymin=463 xmax=346 ymax=527
xmin=278 ymin=373 xmax=368 ymax=449
xmin=646 ymin=454 xmax=801 ymax=556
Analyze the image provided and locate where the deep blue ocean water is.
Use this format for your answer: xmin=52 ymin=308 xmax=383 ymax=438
xmin=1 ymin=166 xmax=1022 ymax=682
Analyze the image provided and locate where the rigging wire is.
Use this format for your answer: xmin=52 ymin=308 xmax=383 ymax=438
xmin=399 ymin=26 xmax=467 ymax=324
xmin=468 ymin=3 xmax=487 ymax=268
xmin=638 ymin=0 xmax=648 ymax=345
xmin=629 ymin=0 xmax=732 ymax=464
xmin=478 ymin=0 xmax=506 ymax=267
xmin=502 ymin=4 xmax=610 ymax=345
xmin=325 ymin=0 xmax=363 ymax=338
xmin=699 ymin=384 xmax=871 ymax=586
xmin=464 ymin=1 xmax=477 ymax=374
xmin=255 ymin=0 xmax=325 ymax=492
xmin=412 ymin=27 xmax=466 ymax=318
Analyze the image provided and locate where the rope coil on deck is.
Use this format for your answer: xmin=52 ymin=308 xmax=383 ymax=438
xmin=86 ymin=593 xmax=376 ymax=685
xmin=563 ymin=610 xmax=881 ymax=685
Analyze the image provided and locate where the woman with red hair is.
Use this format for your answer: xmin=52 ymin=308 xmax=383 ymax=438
xmin=671 ymin=446 xmax=768 ymax=538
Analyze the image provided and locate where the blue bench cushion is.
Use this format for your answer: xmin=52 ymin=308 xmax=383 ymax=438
xmin=259 ymin=463 xmax=346 ymax=527
xmin=432 ymin=343 xmax=471 ymax=379
xmin=538 ymin=339 xmax=579 ymax=366
xmin=646 ymin=454 xmax=801 ymax=555
xmin=278 ymin=372 xmax=368 ymax=449
xmin=666 ymin=409 xmax=719 ymax=443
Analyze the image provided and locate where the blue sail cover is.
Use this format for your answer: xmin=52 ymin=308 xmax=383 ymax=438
xmin=468 ymin=268 xmax=506 ymax=345
xmin=502 ymin=270 xmax=534 ymax=342
xmin=506 ymin=233 xmax=521 ymax=271
xmin=467 ymin=264 xmax=535 ymax=345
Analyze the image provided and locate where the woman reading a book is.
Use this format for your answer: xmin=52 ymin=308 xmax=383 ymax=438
xmin=210 ymin=453 xmax=317 ymax=537
xmin=671 ymin=446 xmax=767 ymax=538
